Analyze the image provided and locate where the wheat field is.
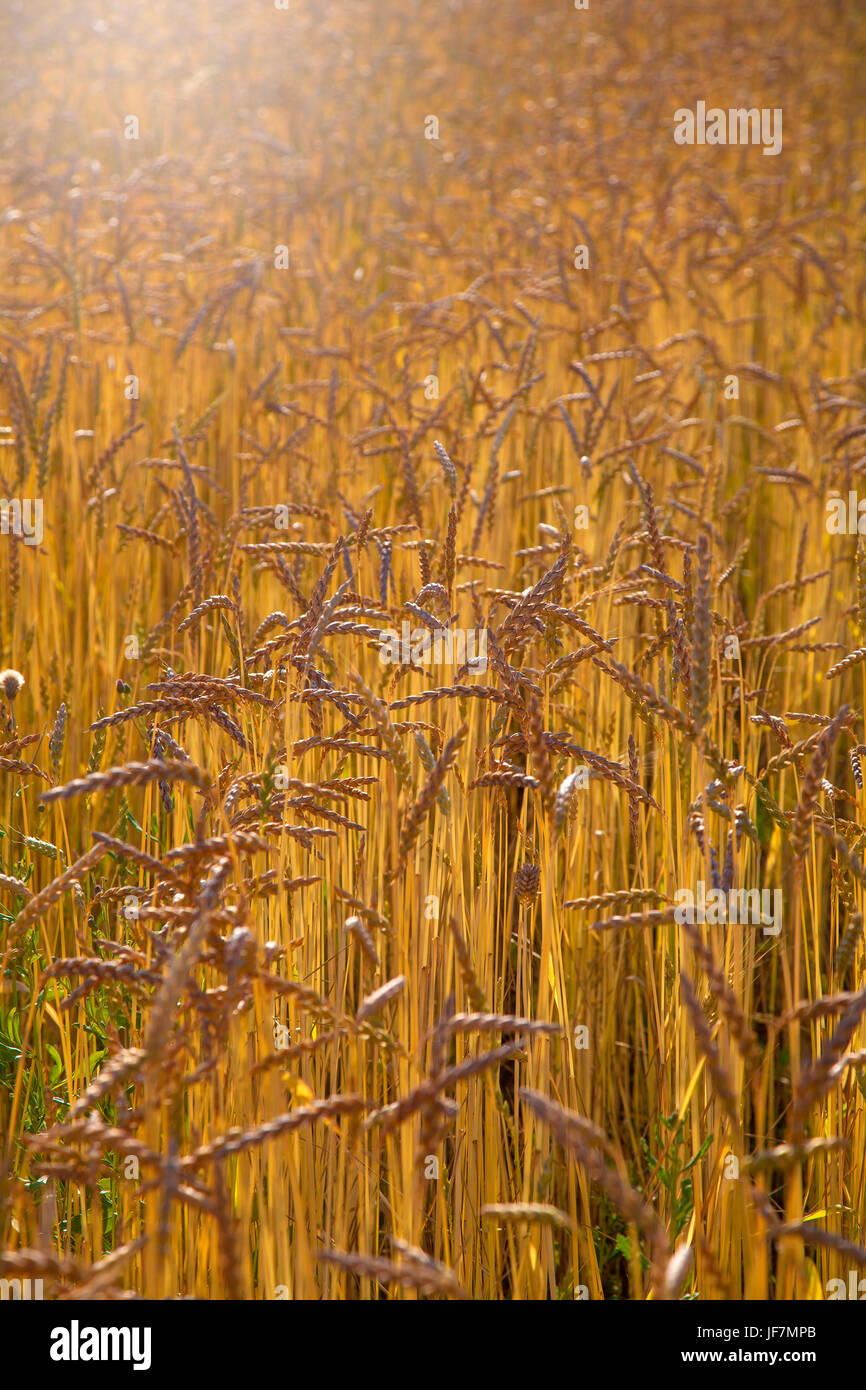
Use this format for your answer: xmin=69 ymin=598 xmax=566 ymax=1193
xmin=1 ymin=0 xmax=865 ymax=1302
